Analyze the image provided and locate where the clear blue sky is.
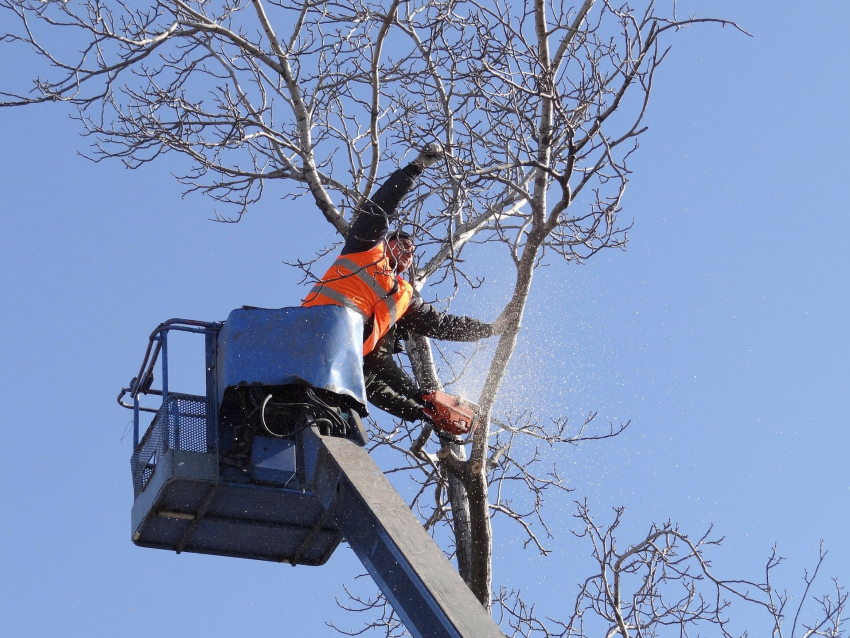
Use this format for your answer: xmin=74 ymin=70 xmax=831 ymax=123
xmin=1 ymin=1 xmax=847 ymax=636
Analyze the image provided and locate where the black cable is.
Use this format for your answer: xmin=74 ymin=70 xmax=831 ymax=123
xmin=253 ymin=388 xmax=352 ymax=439
xmin=305 ymin=387 xmax=351 ymax=437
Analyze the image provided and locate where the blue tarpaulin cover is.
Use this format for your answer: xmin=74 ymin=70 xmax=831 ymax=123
xmin=216 ymin=305 xmax=367 ymax=414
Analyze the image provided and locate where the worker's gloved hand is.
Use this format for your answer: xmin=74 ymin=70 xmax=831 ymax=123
xmin=412 ymin=142 xmax=443 ymax=170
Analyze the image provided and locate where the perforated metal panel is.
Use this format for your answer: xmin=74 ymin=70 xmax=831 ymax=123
xmin=168 ymin=395 xmax=211 ymax=453
xmin=131 ymin=394 xmax=210 ymax=498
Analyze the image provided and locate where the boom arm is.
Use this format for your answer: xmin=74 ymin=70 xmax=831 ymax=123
xmin=303 ymin=427 xmax=504 ymax=638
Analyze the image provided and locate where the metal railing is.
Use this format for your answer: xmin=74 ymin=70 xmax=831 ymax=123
xmin=130 ymin=393 xmax=212 ymax=497
xmin=118 ymin=319 xmax=222 ymax=497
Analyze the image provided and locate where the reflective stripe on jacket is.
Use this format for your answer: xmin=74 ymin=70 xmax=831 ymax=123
xmin=302 ymin=244 xmax=414 ymax=355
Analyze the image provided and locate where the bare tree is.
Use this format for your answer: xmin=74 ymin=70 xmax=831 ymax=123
xmin=3 ymin=1 xmax=842 ymax=636
xmin=494 ymin=502 xmax=847 ymax=638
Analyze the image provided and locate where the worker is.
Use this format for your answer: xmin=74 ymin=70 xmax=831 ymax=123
xmin=302 ymin=144 xmax=506 ymax=425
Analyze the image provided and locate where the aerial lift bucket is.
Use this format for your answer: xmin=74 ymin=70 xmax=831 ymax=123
xmin=119 ymin=306 xmax=367 ymax=565
xmin=118 ymin=305 xmax=504 ymax=638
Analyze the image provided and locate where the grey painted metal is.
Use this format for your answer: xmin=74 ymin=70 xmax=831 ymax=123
xmin=131 ymin=449 xmax=218 ymax=540
xmin=125 ymin=316 xmax=347 ymax=566
xmin=161 ymin=333 xmax=171 ymax=449
xmin=123 ymin=309 xmax=503 ymax=638
xmin=215 ymin=306 xmax=368 ymax=415
xmin=130 ymin=446 xmax=343 ymax=565
xmin=160 ymin=333 xmax=168 ymax=405
xmin=204 ymin=331 xmax=218 ymax=455
xmin=117 ymin=319 xmax=223 ymax=415
xmin=252 ymin=436 xmax=297 ymax=483
xmin=303 ymin=427 xmax=505 ymax=638
xmin=133 ymin=393 xmax=140 ymax=450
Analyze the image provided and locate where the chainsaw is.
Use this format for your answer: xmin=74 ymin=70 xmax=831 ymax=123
xmin=421 ymin=390 xmax=480 ymax=441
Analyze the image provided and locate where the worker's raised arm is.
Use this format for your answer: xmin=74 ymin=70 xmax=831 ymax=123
xmin=397 ymin=297 xmax=496 ymax=342
xmin=341 ymin=144 xmax=442 ymax=255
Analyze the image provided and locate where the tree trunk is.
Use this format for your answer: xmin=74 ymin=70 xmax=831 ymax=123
xmin=466 ymin=228 xmax=546 ymax=609
xmin=406 ymin=333 xmax=474 ymax=585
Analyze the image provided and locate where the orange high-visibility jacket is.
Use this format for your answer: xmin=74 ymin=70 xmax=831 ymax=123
xmin=302 ymin=244 xmax=414 ymax=355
